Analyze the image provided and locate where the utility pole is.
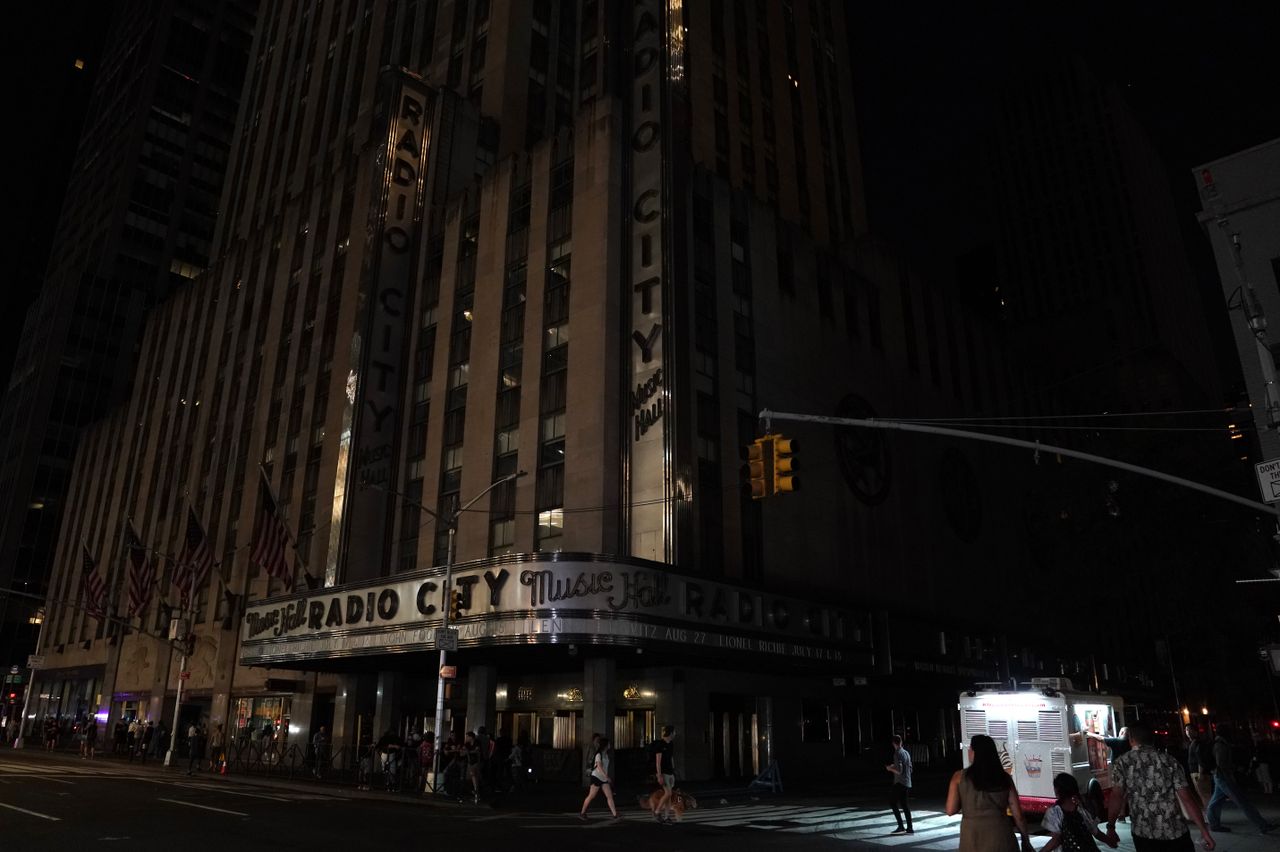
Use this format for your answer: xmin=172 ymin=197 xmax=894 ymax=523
xmin=360 ymin=470 xmax=526 ymax=795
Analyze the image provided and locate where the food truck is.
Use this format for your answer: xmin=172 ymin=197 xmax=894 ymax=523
xmin=959 ymin=678 xmax=1125 ymax=813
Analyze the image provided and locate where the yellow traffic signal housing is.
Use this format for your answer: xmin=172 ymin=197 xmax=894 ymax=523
xmin=772 ymin=434 xmax=798 ymax=494
xmin=747 ymin=437 xmax=773 ymax=499
xmin=448 ymin=589 xmax=463 ymax=621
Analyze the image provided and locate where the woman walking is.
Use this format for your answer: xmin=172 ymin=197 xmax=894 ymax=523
xmin=579 ymin=736 xmax=620 ymax=821
xmin=945 ymin=734 xmax=1034 ymax=852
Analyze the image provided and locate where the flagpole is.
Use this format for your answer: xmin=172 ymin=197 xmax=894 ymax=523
xmin=164 ymin=590 xmax=191 ymax=767
xmin=258 ymin=464 xmax=305 ymax=590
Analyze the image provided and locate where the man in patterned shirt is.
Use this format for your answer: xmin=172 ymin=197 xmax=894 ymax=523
xmin=1106 ymin=722 xmax=1214 ymax=852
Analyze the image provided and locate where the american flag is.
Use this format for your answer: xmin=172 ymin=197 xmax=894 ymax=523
xmin=175 ymin=506 xmax=214 ymax=606
xmin=124 ymin=520 xmax=155 ymax=618
xmin=81 ymin=542 xmax=106 ymax=619
xmin=250 ymin=473 xmax=292 ymax=587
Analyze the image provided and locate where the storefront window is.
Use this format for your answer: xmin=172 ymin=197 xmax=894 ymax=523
xmin=232 ymin=696 xmax=292 ymax=748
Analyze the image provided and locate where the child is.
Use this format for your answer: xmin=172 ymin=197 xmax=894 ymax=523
xmin=1042 ymin=773 xmax=1117 ymax=852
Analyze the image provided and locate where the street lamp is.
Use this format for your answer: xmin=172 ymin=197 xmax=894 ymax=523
xmin=361 ymin=469 xmax=526 ymax=795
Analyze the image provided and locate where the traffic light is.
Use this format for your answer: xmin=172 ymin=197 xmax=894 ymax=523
xmin=771 ymin=434 xmax=798 ymax=494
xmin=747 ymin=438 xmax=773 ymax=500
xmin=448 ymin=589 xmax=463 ymax=622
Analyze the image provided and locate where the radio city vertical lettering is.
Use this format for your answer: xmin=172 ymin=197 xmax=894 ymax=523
xmin=344 ymin=79 xmax=432 ymax=577
xmin=628 ymin=0 xmax=670 ymax=562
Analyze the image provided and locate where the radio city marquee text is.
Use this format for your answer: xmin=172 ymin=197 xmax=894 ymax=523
xmin=242 ymin=565 xmax=854 ymax=659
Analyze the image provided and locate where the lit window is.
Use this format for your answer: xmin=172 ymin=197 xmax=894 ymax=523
xmin=537 ymin=508 xmax=564 ymax=545
xmin=496 ymin=427 xmax=519 ymax=455
xmin=443 ymin=446 xmax=463 ymax=471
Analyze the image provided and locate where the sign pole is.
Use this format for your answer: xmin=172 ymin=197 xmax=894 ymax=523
xmin=12 ymin=612 xmax=46 ymax=748
xmin=425 ymin=470 xmax=524 ymax=795
xmin=428 ymin=523 xmax=456 ymax=794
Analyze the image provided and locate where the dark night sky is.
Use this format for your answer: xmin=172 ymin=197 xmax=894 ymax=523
xmin=2 ymin=1 xmax=118 ymax=411
xmin=2 ymin=2 xmax=1277 ymax=410
xmin=848 ymin=2 xmax=1280 ymax=395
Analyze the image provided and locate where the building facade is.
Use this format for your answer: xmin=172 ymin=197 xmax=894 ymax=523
xmin=25 ymin=1 xmax=1163 ymax=781
xmin=0 ymin=0 xmax=258 ymax=672
xmin=1195 ymin=139 xmax=1280 ymax=463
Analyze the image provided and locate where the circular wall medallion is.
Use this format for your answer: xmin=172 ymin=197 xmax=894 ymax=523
xmin=833 ymin=394 xmax=891 ymax=504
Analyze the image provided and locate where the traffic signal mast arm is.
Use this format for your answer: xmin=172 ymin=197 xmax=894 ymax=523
xmin=758 ymin=408 xmax=1280 ymax=517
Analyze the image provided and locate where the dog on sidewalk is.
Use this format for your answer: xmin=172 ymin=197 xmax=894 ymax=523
xmin=637 ymin=788 xmax=699 ymax=820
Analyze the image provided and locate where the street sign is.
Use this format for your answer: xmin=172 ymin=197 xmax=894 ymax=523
xmin=1254 ymin=459 xmax=1280 ymax=503
xmin=434 ymin=627 xmax=458 ymax=652
xmin=438 ymin=665 xmax=457 ymax=680
xmin=178 ymin=671 xmax=191 ymax=680
xmin=26 ymin=654 xmax=45 ymax=670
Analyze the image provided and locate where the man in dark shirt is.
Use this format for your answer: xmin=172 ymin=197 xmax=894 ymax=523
xmin=1088 ymin=726 xmax=1131 ymax=761
xmin=1206 ymin=726 xmax=1275 ymax=834
xmin=650 ymin=726 xmax=677 ymax=823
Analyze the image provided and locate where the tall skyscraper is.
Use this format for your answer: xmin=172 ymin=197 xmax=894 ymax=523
xmin=0 ymin=0 xmax=258 ymax=670
xmin=27 ymin=2 xmax=1160 ymax=779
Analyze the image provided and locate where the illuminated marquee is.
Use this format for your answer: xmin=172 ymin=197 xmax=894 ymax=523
xmin=239 ymin=556 xmax=870 ymax=667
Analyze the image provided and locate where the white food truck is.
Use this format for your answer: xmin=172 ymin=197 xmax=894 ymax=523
xmin=959 ymin=678 xmax=1125 ymax=813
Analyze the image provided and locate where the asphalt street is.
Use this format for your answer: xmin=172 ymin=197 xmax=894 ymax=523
xmin=3 ymin=750 xmax=1278 ymax=851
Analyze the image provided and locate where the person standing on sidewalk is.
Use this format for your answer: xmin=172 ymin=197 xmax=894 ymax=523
xmin=1184 ymin=725 xmax=1213 ymax=807
xmin=312 ymin=725 xmax=329 ymax=779
xmin=1205 ymin=724 xmax=1276 ymax=834
xmin=1106 ymin=722 xmax=1216 ymax=852
xmin=186 ymin=720 xmax=202 ymax=775
xmin=207 ymin=724 xmax=225 ymax=773
xmin=886 ymin=734 xmax=914 ymax=835
xmin=84 ymin=719 xmax=97 ymax=759
xmin=137 ymin=720 xmax=154 ymax=764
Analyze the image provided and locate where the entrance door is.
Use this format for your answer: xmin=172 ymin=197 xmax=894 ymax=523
xmin=709 ymin=694 xmax=758 ymax=780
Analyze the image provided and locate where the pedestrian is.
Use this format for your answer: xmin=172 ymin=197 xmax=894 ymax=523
xmin=1204 ymin=724 xmax=1275 ymax=834
xmin=44 ymin=717 xmax=59 ymax=751
xmin=357 ymin=738 xmax=374 ymax=791
xmin=312 ymin=725 xmax=329 ymax=778
xmin=153 ymin=721 xmax=168 ymax=759
xmin=886 ymin=733 xmax=914 ymax=835
xmin=462 ymin=731 xmax=483 ymax=802
xmin=585 ymin=731 xmax=602 ymax=784
xmin=579 ymin=736 xmax=621 ymax=820
xmin=1253 ymin=750 xmax=1274 ymax=795
xmin=944 ymin=733 xmax=1034 ymax=852
xmin=113 ymin=719 xmax=126 ymax=754
xmin=377 ymin=727 xmax=404 ymax=792
xmin=508 ymin=734 xmax=526 ymax=791
xmin=84 ymin=719 xmax=98 ymax=759
xmin=475 ymin=726 xmax=493 ymax=788
xmin=186 ymin=720 xmax=201 ymax=775
xmin=77 ymin=720 xmax=89 ymax=758
xmin=1106 ymin=722 xmax=1217 ymax=852
xmin=419 ymin=731 xmax=436 ymax=789
xmin=208 ymin=724 xmax=225 ymax=772
xmin=1041 ymin=773 xmax=1117 ymax=852
xmin=493 ymin=728 xmax=513 ymax=792
xmin=649 ymin=725 xmax=677 ymax=824
xmin=136 ymin=720 xmax=154 ymax=764
xmin=1184 ymin=725 xmax=1214 ymax=807
xmin=127 ymin=717 xmax=140 ymax=755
